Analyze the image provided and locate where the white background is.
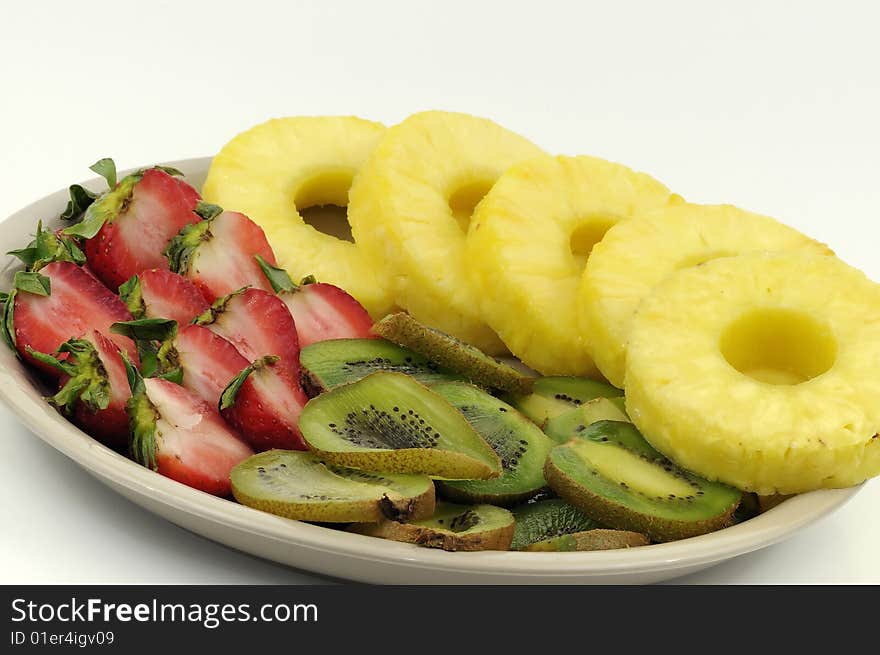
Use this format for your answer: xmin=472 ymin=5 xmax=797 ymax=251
xmin=0 ymin=1 xmax=878 ymax=583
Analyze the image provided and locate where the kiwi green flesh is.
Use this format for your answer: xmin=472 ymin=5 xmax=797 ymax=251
xmin=432 ymin=382 xmax=554 ymax=505
xmin=371 ymin=312 xmax=534 ymax=395
xmin=544 ymin=421 xmax=741 ymax=542
xmin=509 ymin=376 xmax=622 ymax=425
xmin=298 ymin=371 xmax=502 ymax=480
xmin=230 ymin=450 xmax=435 ymax=523
xmin=348 ymin=501 xmax=515 ymax=551
xmin=299 ymin=338 xmax=462 ymax=392
xmin=510 ymin=498 xmax=600 ymax=550
xmin=525 ymin=529 xmax=649 ymax=551
xmin=544 ymin=398 xmax=629 ymax=444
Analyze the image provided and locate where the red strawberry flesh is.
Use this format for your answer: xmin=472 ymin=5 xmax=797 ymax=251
xmin=279 ymin=282 xmax=374 ymax=347
xmin=136 ymin=268 xmax=209 ymax=324
xmin=172 ymin=324 xmax=249 ymax=407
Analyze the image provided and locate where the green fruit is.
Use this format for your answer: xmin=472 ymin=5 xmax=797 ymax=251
xmin=230 ymin=450 xmax=435 ymax=522
xmin=348 ymin=501 xmax=515 ymax=551
xmin=507 ymin=376 xmax=623 ymax=426
xmin=544 ymin=420 xmax=742 ymax=542
xmin=544 ymin=398 xmax=630 ymax=444
xmin=431 ymin=382 xmax=554 ymax=505
xmin=510 ymin=498 xmax=600 ymax=550
xmin=372 ymin=312 xmax=534 ymax=395
xmin=299 ymin=338 xmax=462 ymax=392
xmin=298 ymin=371 xmax=502 ymax=479
xmin=526 ymin=529 xmax=649 ymax=551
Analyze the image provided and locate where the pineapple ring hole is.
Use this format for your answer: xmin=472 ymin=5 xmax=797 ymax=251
xmin=293 ymin=168 xmax=356 ymax=242
xmin=570 ymin=217 xmax=617 ymax=268
xmin=448 ymin=178 xmax=495 ymax=233
xmin=720 ymin=308 xmax=837 ymax=385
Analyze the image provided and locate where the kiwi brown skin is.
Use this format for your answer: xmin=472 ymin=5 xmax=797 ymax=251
xmin=758 ymin=494 xmax=792 ymax=513
xmin=308 ymin=445 xmax=501 ymax=481
xmin=543 ymin=457 xmax=738 ymax=542
xmin=525 ymin=529 xmax=649 ymax=552
xmin=436 ymin=482 xmax=548 ymax=507
xmin=348 ymin=515 xmax=514 ymax=551
xmin=372 ymin=312 xmax=534 ymax=395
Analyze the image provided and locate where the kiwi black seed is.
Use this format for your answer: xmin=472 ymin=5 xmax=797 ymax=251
xmin=506 ymin=376 xmax=623 ymax=427
xmin=299 ymin=337 xmax=462 ymax=392
xmin=430 ymin=382 xmax=555 ymax=505
xmin=298 ymin=371 xmax=502 ymax=480
xmin=544 ymin=420 xmax=742 ymax=542
xmin=348 ymin=501 xmax=515 ymax=551
xmin=371 ymin=312 xmax=534 ymax=395
xmin=230 ymin=450 xmax=435 ymax=522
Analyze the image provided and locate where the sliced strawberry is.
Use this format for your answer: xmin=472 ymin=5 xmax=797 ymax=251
xmin=195 ymin=288 xmax=300 ymax=373
xmin=2 ymin=262 xmax=137 ymax=376
xmin=7 ymin=221 xmax=86 ymax=272
xmin=167 ymin=324 xmax=251 ymax=407
xmin=120 ymin=268 xmax=209 ymax=325
xmin=165 ymin=210 xmax=277 ymax=301
xmin=68 ymin=166 xmax=201 ymax=290
xmin=129 ymin=376 xmax=253 ymax=496
xmin=220 ymin=356 xmax=308 ymax=451
xmin=28 ymin=330 xmax=131 ymax=449
xmin=174 ymin=177 xmax=201 ymax=208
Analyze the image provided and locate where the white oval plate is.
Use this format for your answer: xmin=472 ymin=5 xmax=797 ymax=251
xmin=0 ymin=158 xmax=861 ymax=584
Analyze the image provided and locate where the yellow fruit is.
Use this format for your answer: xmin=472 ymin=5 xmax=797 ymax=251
xmin=348 ymin=111 xmax=544 ymax=354
xmin=625 ymin=252 xmax=880 ymax=495
xmin=202 ymin=116 xmax=394 ymax=317
xmin=582 ymin=204 xmax=833 ymax=387
xmin=466 ymin=155 xmax=678 ymax=376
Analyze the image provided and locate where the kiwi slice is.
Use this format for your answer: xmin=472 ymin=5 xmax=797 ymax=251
xmin=299 ymin=338 xmax=462 ymax=392
xmin=230 ymin=450 xmax=435 ymax=522
xmin=430 ymin=382 xmax=554 ymax=505
xmin=758 ymin=494 xmax=792 ymax=513
xmin=508 ymin=376 xmax=623 ymax=426
xmin=544 ymin=420 xmax=742 ymax=542
xmin=526 ymin=529 xmax=649 ymax=552
xmin=348 ymin=501 xmax=515 ymax=551
xmin=544 ymin=398 xmax=630 ymax=444
xmin=298 ymin=371 xmax=502 ymax=480
xmin=371 ymin=312 xmax=534 ymax=395
xmin=510 ymin=498 xmax=601 ymax=550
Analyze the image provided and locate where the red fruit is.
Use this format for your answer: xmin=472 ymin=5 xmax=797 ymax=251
xmin=131 ymin=377 xmax=253 ymax=496
xmin=165 ymin=211 xmax=277 ymax=301
xmin=120 ymin=268 xmax=209 ymax=325
xmin=171 ymin=324 xmax=251 ymax=407
xmin=279 ymin=281 xmax=374 ymax=347
xmin=174 ymin=177 xmax=202 ymax=208
xmin=196 ymin=288 xmax=300 ymax=373
xmin=79 ymin=168 xmax=201 ymax=290
xmin=5 ymin=262 xmax=137 ymax=376
xmin=220 ymin=356 xmax=309 ymax=451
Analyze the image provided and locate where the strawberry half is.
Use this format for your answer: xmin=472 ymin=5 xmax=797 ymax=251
xmin=220 ymin=355 xmax=309 ymax=451
xmin=127 ymin=375 xmax=253 ymax=496
xmin=65 ymin=161 xmax=201 ymax=290
xmin=194 ymin=287 xmax=300 ymax=373
xmin=257 ymin=257 xmax=374 ymax=347
xmin=2 ymin=262 xmax=138 ymax=376
xmin=164 ymin=210 xmax=277 ymax=301
xmin=28 ymin=330 xmax=131 ymax=449
xmin=120 ymin=268 xmax=209 ymax=325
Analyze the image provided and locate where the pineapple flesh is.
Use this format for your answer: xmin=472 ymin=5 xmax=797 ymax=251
xmin=348 ymin=111 xmax=544 ymax=354
xmin=466 ymin=154 xmax=677 ymax=376
xmin=582 ymin=203 xmax=834 ymax=387
xmin=625 ymin=252 xmax=880 ymax=495
xmin=201 ymin=116 xmax=394 ymax=317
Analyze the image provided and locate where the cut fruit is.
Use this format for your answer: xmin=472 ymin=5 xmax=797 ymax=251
xmin=349 ymin=110 xmax=545 ymax=352
xmin=348 ymin=501 xmax=515 ymax=551
xmin=543 ymin=398 xmax=630 ymax=444
xmin=466 ymin=155 xmax=678 ymax=375
xmin=624 ymin=252 xmax=880 ymax=494
xmin=119 ymin=268 xmax=209 ymax=326
xmin=526 ymin=529 xmax=649 ymax=551
xmin=231 ymin=450 xmax=434 ymax=523
xmin=372 ymin=312 xmax=533 ymax=395
xmin=509 ymin=498 xmax=600 ymax=550
xmin=544 ymin=420 xmax=741 ymax=542
xmin=508 ymin=376 xmax=623 ymax=427
xmin=298 ymin=371 xmax=501 ymax=480
xmin=201 ymin=116 xmax=394 ymax=317
xmin=299 ymin=338 xmax=462 ymax=392
xmin=581 ymin=203 xmax=835 ymax=387
xmin=433 ymin=382 xmax=554 ymax=505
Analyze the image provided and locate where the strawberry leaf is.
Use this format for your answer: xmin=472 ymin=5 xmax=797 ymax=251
xmin=63 ymin=174 xmax=139 ymax=239
xmin=164 ymin=219 xmax=212 ymax=274
xmin=89 ymin=158 xmax=117 ymax=189
xmin=34 ymin=339 xmax=111 ymax=413
xmin=1 ymin=289 xmax=16 ymax=350
xmin=194 ymin=201 xmax=223 ymax=220
xmin=60 ymin=185 xmax=99 ymax=221
xmin=118 ymin=275 xmax=145 ymax=318
xmin=111 ymin=318 xmax=178 ymax=342
xmin=300 ymin=274 xmax=317 ymax=286
xmin=25 ymin=347 xmax=77 ymax=377
xmin=126 ymin=388 xmax=158 ymax=471
xmin=8 ymin=221 xmax=86 ymax=271
xmin=219 ymin=355 xmax=281 ymax=410
xmin=255 ymin=255 xmax=296 ymax=293
xmin=13 ymin=271 xmax=51 ymax=297
xmin=120 ymin=351 xmax=144 ymax=395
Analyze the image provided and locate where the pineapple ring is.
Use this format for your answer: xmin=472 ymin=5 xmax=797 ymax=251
xmin=466 ymin=155 xmax=678 ymax=376
xmin=625 ymin=252 xmax=880 ymax=495
xmin=348 ymin=111 xmax=544 ymax=354
xmin=581 ymin=203 xmax=834 ymax=387
xmin=201 ymin=116 xmax=394 ymax=317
